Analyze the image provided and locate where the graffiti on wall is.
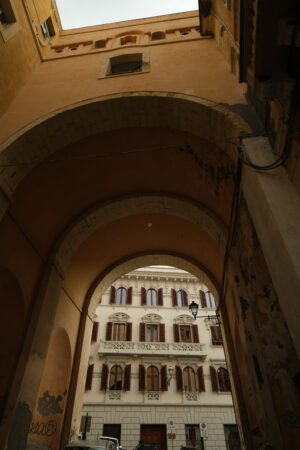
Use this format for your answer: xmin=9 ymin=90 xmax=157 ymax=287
xmin=30 ymin=420 xmax=57 ymax=437
xmin=37 ymin=391 xmax=64 ymax=416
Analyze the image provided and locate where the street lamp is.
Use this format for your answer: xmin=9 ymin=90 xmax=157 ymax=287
xmin=189 ymin=300 xmax=221 ymax=325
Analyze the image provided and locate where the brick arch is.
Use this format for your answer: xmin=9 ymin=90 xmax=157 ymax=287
xmin=0 ymin=92 xmax=251 ymax=202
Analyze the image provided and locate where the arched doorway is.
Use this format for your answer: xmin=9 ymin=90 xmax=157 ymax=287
xmin=0 ymin=93 xmax=299 ymax=450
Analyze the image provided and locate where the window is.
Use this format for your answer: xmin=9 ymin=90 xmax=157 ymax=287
xmin=200 ymin=290 xmax=216 ymax=308
xmin=185 ymin=425 xmax=202 ymax=448
xmin=141 ymin=287 xmax=163 ymax=306
xmin=41 ymin=17 xmax=55 ymax=40
xmin=109 ymin=365 xmax=123 ymax=390
xmin=94 ymin=39 xmax=106 ymax=49
xmin=171 ymin=289 xmax=188 ymax=307
xmin=179 ymin=325 xmax=192 ymax=342
xmin=218 ymin=367 xmax=231 ymax=392
xmin=120 ymin=35 xmax=137 ymax=45
xmin=106 ymin=321 xmax=132 ymax=341
xmin=173 ymin=323 xmax=199 ymax=343
xmin=146 ymin=324 xmax=158 ymax=342
xmin=109 ymin=286 xmax=132 ymax=304
xmin=103 ymin=425 xmax=121 ymax=445
xmin=91 ymin=321 xmax=99 ymax=342
xmin=80 ymin=415 xmax=91 ymax=432
xmin=0 ymin=0 xmax=20 ymax=42
xmin=176 ymin=366 xmax=205 ymax=392
xmin=98 ymin=51 xmax=150 ymax=79
xmin=140 ymin=322 xmax=165 ymax=342
xmin=224 ymin=425 xmax=241 ymax=450
xmin=147 ymin=288 xmax=157 ymax=306
xmin=146 ymin=366 xmax=159 ymax=391
xmin=183 ymin=367 xmax=197 ymax=391
xmin=85 ymin=364 xmax=94 ymax=391
xmin=151 ymin=31 xmax=166 ymax=41
xmin=210 ymin=326 xmax=223 ymax=345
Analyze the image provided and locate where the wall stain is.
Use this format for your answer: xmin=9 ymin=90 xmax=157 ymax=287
xmin=7 ymin=401 xmax=32 ymax=450
xmin=37 ymin=391 xmax=63 ymax=417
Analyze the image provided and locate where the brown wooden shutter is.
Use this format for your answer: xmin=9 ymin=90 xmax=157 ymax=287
xmin=80 ymin=415 xmax=91 ymax=432
xmin=100 ymin=364 xmax=109 ymax=391
xmin=106 ymin=322 xmax=112 ymax=341
xmin=124 ymin=365 xmax=131 ymax=391
xmin=158 ymin=288 xmax=163 ymax=306
xmin=211 ymin=326 xmax=222 ymax=345
xmin=159 ymin=323 xmax=165 ymax=342
xmin=171 ymin=289 xmax=177 ymax=307
xmin=175 ymin=365 xmax=183 ymax=391
xmin=126 ymin=323 xmax=132 ymax=341
xmin=110 ymin=286 xmax=116 ymax=304
xmin=210 ymin=366 xmax=219 ymax=392
xmin=211 ymin=326 xmax=217 ymax=344
xmin=139 ymin=323 xmax=146 ymax=341
xmin=200 ymin=290 xmax=206 ymax=308
xmin=217 ymin=326 xmax=223 ymax=343
xmin=91 ymin=322 xmax=99 ymax=342
xmin=197 ymin=366 xmax=205 ymax=392
xmin=192 ymin=324 xmax=199 ymax=343
xmin=85 ymin=364 xmax=94 ymax=390
xmin=127 ymin=286 xmax=132 ymax=304
xmin=173 ymin=324 xmax=180 ymax=342
xmin=182 ymin=290 xmax=188 ymax=306
xmin=141 ymin=287 xmax=147 ymax=305
xmin=161 ymin=365 xmax=168 ymax=391
xmin=139 ymin=365 xmax=145 ymax=391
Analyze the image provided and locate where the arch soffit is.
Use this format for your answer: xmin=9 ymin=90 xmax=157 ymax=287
xmin=0 ymin=92 xmax=251 ymax=199
xmin=88 ymin=253 xmax=220 ymax=319
xmin=53 ymin=194 xmax=227 ymax=276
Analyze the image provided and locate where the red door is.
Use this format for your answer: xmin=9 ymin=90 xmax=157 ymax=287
xmin=141 ymin=425 xmax=167 ymax=450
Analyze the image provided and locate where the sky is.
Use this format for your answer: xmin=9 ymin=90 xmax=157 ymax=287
xmin=55 ymin=0 xmax=199 ymax=30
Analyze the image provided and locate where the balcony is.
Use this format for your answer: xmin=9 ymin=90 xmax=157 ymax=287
xmin=98 ymin=340 xmax=207 ymax=359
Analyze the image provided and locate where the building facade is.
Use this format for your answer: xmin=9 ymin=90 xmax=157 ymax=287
xmin=82 ymin=267 xmax=238 ymax=450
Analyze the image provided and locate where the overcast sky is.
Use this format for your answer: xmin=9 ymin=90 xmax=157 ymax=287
xmin=56 ymin=0 xmax=199 ymax=29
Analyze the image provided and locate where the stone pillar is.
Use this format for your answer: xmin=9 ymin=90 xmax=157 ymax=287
xmin=242 ymin=136 xmax=300 ymax=359
xmin=4 ymin=264 xmax=63 ymax=450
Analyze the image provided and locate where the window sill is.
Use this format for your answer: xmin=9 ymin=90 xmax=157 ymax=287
xmin=0 ymin=20 xmax=20 ymax=42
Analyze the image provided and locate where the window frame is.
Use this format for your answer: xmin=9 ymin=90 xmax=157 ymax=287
xmin=116 ymin=287 xmax=127 ymax=304
xmin=183 ymin=367 xmax=197 ymax=392
xmin=147 ymin=288 xmax=157 ymax=306
xmin=109 ymin=365 xmax=123 ymax=391
xmin=98 ymin=50 xmax=150 ymax=79
xmin=112 ymin=322 xmax=126 ymax=341
xmin=176 ymin=289 xmax=188 ymax=307
xmin=179 ymin=324 xmax=192 ymax=342
xmin=146 ymin=365 xmax=159 ymax=391
xmin=0 ymin=0 xmax=20 ymax=42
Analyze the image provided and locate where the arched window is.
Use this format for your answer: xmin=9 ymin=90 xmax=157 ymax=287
xmin=147 ymin=288 xmax=157 ymax=306
xmin=109 ymin=365 xmax=123 ymax=390
xmin=177 ymin=290 xmax=188 ymax=307
xmin=146 ymin=366 xmax=159 ymax=391
xmin=205 ymin=291 xmax=216 ymax=308
xmin=116 ymin=287 xmax=127 ymax=304
xmin=217 ymin=367 xmax=231 ymax=392
xmin=183 ymin=367 xmax=197 ymax=391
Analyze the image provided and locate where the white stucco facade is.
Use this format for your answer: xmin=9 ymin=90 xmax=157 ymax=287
xmin=81 ymin=266 xmax=239 ymax=450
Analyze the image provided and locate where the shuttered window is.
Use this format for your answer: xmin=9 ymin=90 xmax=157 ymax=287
xmin=175 ymin=365 xmax=183 ymax=391
xmin=124 ymin=365 xmax=131 ymax=391
xmin=210 ymin=326 xmax=223 ymax=345
xmin=109 ymin=365 xmax=123 ymax=390
xmin=146 ymin=366 xmax=159 ymax=391
xmin=147 ymin=288 xmax=157 ymax=306
xmin=197 ymin=366 xmax=205 ymax=392
xmin=177 ymin=289 xmax=188 ymax=307
xmin=139 ymin=365 xmax=146 ymax=391
xmin=85 ymin=364 xmax=94 ymax=391
xmin=200 ymin=290 xmax=216 ymax=308
xmin=210 ymin=366 xmax=219 ymax=392
xmin=110 ymin=286 xmax=133 ymax=305
xmin=116 ymin=287 xmax=127 ymax=304
xmin=160 ymin=365 xmax=168 ymax=391
xmin=176 ymin=324 xmax=199 ymax=343
xmin=106 ymin=322 xmax=132 ymax=341
xmin=141 ymin=323 xmax=165 ymax=342
xmin=100 ymin=364 xmax=109 ymax=390
xmin=183 ymin=367 xmax=197 ymax=391
xmin=218 ymin=367 xmax=231 ymax=392
xmin=91 ymin=322 xmax=99 ymax=342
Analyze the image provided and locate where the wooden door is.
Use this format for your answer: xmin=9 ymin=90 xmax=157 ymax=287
xmin=140 ymin=424 xmax=167 ymax=450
